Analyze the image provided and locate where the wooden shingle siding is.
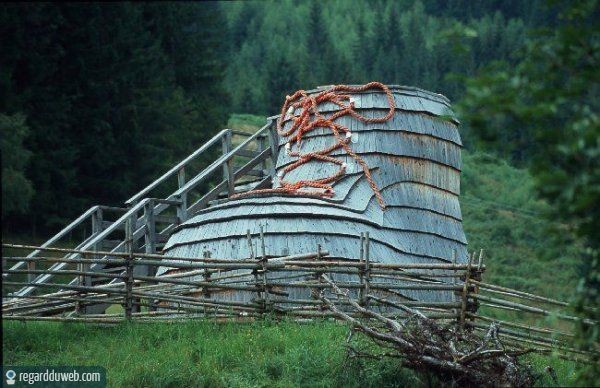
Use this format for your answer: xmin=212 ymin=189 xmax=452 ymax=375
xmin=161 ymin=86 xmax=468 ymax=302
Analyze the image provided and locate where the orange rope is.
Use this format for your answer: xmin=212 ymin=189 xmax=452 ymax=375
xmin=232 ymin=82 xmax=395 ymax=209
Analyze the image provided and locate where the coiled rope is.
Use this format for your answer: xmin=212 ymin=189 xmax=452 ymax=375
xmin=232 ymin=82 xmax=395 ymax=209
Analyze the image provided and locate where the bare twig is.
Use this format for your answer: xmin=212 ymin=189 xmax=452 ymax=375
xmin=319 ymin=276 xmax=539 ymax=387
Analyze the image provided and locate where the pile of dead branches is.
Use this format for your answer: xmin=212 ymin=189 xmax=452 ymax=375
xmin=319 ymin=276 xmax=543 ymax=387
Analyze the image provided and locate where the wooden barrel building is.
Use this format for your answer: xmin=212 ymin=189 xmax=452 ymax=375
xmin=159 ymin=84 xmax=468 ymax=305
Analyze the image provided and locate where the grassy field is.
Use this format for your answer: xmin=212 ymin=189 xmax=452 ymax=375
xmin=3 ymin=320 xmax=419 ymax=387
xmin=2 ymin=320 xmax=578 ymax=387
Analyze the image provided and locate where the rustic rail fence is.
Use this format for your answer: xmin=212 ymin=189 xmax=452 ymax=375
xmin=1 ymin=238 xmax=595 ymax=362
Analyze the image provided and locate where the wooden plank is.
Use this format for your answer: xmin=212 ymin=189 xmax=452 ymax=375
xmin=222 ymin=131 xmax=233 ymax=196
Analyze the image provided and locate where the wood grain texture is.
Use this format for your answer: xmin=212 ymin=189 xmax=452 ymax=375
xmin=161 ymin=86 xmax=468 ymax=302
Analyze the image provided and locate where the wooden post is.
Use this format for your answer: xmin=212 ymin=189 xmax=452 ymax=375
xmin=452 ymin=249 xmax=458 ymax=320
xmin=312 ymin=244 xmax=323 ymax=307
xmin=222 ymin=130 xmax=234 ymax=196
xmin=258 ymin=134 xmax=268 ymax=177
xmin=125 ymin=257 xmax=134 ymax=320
xmin=77 ymin=252 xmax=92 ymax=315
xmin=82 ymin=208 xmax=102 ymax=313
xmin=364 ymin=232 xmax=371 ymax=309
xmin=460 ymin=252 xmax=475 ymax=329
xmin=358 ymin=233 xmax=365 ymax=305
xmin=91 ymin=207 xmax=103 ymax=241
xmin=202 ymin=251 xmax=212 ymax=299
xmin=266 ymin=122 xmax=278 ymax=183
xmin=143 ymin=199 xmax=157 ymax=311
xmin=452 ymin=250 xmax=457 ymax=285
xmin=247 ymin=230 xmax=263 ymax=307
xmin=27 ymin=260 xmax=36 ymax=283
xmin=144 ymin=200 xmax=156 ymax=268
xmin=124 ymin=215 xmax=134 ymax=320
xmin=471 ymin=248 xmax=484 ymax=299
xmin=260 ymin=226 xmax=269 ymax=314
xmin=91 ymin=207 xmax=103 ymax=254
xmin=476 ymin=248 xmax=485 ymax=281
xmin=266 ymin=119 xmax=279 ymax=164
xmin=177 ymin=168 xmax=188 ymax=222
xmin=75 ymin=255 xmax=84 ymax=315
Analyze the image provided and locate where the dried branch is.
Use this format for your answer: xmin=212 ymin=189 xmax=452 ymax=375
xmin=319 ymin=276 xmax=541 ymax=387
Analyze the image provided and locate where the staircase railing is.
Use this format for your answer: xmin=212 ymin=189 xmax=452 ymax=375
xmin=3 ymin=206 xmax=128 ymax=277
xmin=3 ymin=120 xmax=279 ymax=300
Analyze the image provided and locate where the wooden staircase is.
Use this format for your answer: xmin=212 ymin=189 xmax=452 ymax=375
xmin=3 ymin=120 xmax=279 ymax=314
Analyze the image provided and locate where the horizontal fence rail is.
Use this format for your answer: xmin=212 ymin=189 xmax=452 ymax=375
xmin=2 ymin=240 xmax=596 ymax=363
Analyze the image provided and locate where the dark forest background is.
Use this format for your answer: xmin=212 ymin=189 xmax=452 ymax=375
xmin=1 ymin=2 xmax=598 ymax=379
xmin=0 ymin=0 xmax=579 ymax=232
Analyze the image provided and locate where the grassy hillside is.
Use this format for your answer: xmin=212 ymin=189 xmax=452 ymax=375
xmin=461 ymin=152 xmax=580 ymax=300
xmin=2 ymin=320 xmax=577 ymax=387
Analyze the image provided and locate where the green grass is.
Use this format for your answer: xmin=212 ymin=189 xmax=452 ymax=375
xmin=3 ymin=320 xmax=423 ymax=387
xmin=2 ymin=320 xmax=580 ymax=387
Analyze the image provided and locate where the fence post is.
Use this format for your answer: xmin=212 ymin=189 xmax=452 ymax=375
xmin=260 ymin=226 xmax=269 ymax=315
xmin=125 ymin=256 xmax=134 ymax=320
xmin=452 ymin=249 xmax=458 ymax=321
xmin=143 ymin=199 xmax=158 ymax=310
xmin=246 ymin=229 xmax=262 ymax=311
xmin=471 ymin=248 xmax=485 ymax=322
xmin=75 ymin=252 xmax=91 ymax=315
xmin=364 ymin=232 xmax=371 ymax=309
xmin=358 ymin=233 xmax=365 ymax=306
xmin=203 ymin=251 xmax=212 ymax=299
xmin=198 ymin=250 xmax=211 ymax=317
xmin=476 ymin=249 xmax=485 ymax=282
xmin=460 ymin=252 xmax=475 ymax=330
xmin=311 ymin=244 xmax=324 ymax=309
xmin=75 ymin=255 xmax=84 ymax=315
xmin=311 ymin=244 xmax=324 ymax=310
xmin=124 ymin=215 xmax=135 ymax=320
xmin=83 ymin=208 xmax=102 ymax=313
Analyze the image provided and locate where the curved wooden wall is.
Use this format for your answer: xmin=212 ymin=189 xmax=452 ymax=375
xmin=160 ymin=85 xmax=468 ymax=302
